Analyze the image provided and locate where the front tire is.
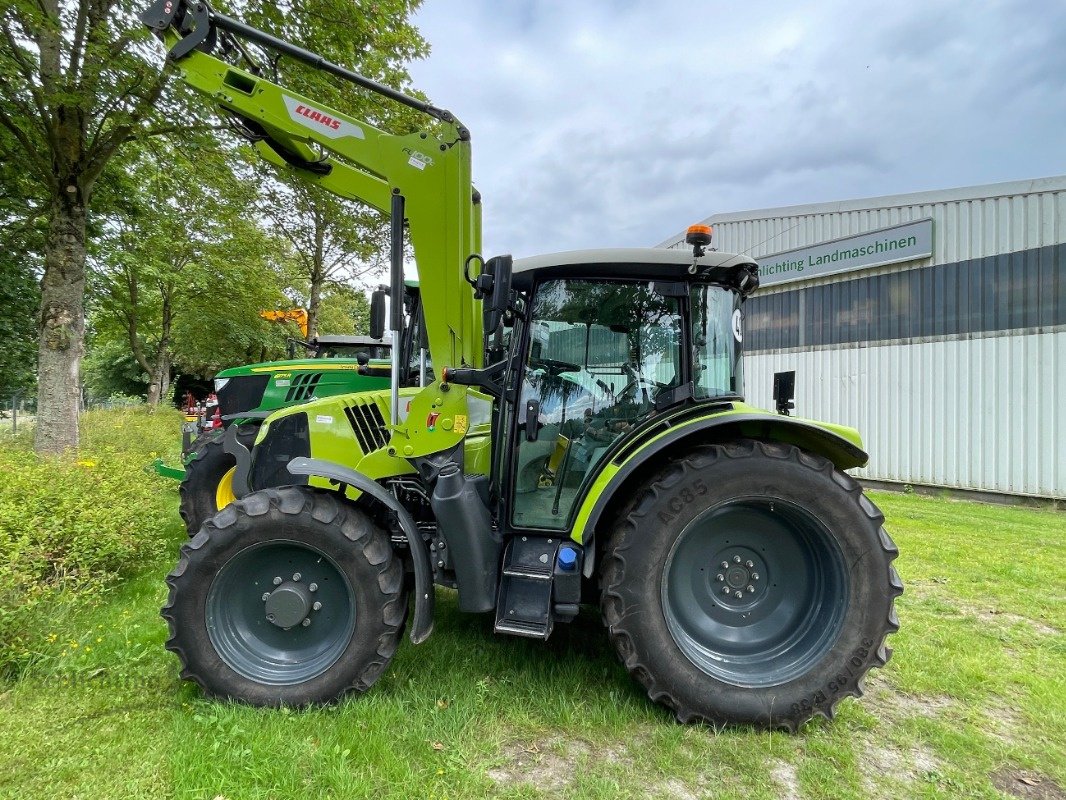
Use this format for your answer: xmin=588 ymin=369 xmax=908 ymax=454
xmin=600 ymin=440 xmax=902 ymax=730
xmin=178 ymin=424 xmax=258 ymax=535
xmin=162 ymin=487 xmax=406 ymax=706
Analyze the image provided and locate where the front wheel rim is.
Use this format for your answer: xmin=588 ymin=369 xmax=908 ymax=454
xmin=215 ymin=466 xmax=237 ymax=510
xmin=206 ymin=540 xmax=356 ymax=685
xmin=661 ymin=497 xmax=849 ymax=688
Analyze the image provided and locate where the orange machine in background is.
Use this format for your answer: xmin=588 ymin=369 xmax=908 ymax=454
xmin=259 ymin=308 xmax=309 ymax=338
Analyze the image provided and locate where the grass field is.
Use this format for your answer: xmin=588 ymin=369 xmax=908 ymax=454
xmin=0 ymin=428 xmax=1063 ymax=798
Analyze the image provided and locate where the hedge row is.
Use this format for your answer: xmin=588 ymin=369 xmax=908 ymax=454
xmin=0 ymin=407 xmax=182 ymax=673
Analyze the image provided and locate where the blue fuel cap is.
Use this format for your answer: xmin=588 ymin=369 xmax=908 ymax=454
xmin=557 ymin=546 xmax=578 ymax=571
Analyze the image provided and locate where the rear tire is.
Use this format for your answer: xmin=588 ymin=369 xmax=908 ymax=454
xmin=178 ymin=425 xmax=258 ymax=535
xmin=162 ymin=487 xmax=406 ymax=706
xmin=600 ymin=440 xmax=902 ymax=730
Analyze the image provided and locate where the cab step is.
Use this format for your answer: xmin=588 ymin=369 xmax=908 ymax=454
xmin=494 ymin=536 xmax=583 ymax=640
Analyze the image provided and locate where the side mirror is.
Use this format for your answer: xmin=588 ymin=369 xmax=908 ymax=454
xmin=370 ymin=289 xmax=386 ymax=340
xmin=773 ymin=370 xmax=796 ymax=416
xmin=482 ymin=254 xmax=513 ymax=336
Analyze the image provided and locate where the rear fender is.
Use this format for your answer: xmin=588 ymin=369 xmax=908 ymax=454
xmin=571 ymin=408 xmax=868 ymax=577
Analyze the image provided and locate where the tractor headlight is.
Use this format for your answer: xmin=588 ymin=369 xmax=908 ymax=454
xmin=214 ymin=377 xmax=230 ymax=392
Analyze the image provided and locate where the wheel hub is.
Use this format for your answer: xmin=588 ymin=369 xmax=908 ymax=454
xmin=713 ymin=549 xmax=765 ymax=606
xmin=264 ymin=581 xmax=312 ymax=629
xmin=261 ymin=572 xmax=323 ymax=629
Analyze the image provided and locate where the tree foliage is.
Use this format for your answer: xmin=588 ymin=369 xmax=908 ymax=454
xmin=0 ymin=133 xmax=41 ymax=394
xmin=89 ymin=141 xmax=296 ymax=401
xmin=316 ymin=283 xmax=372 ymax=336
xmin=0 ymin=0 xmax=430 ymax=426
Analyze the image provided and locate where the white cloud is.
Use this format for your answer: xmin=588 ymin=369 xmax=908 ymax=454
xmin=407 ymin=0 xmax=1066 ymax=257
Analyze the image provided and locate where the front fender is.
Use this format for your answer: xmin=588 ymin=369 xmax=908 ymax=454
xmin=570 ymin=404 xmax=868 ymax=577
xmin=286 ymin=456 xmax=435 ymax=645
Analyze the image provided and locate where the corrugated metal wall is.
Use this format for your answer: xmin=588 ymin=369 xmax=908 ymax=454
xmin=745 ymin=331 xmax=1065 ymax=498
xmin=662 ymin=178 xmax=1066 ymax=498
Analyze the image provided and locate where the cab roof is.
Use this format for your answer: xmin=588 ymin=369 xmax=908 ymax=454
xmin=510 ymin=248 xmax=759 ymax=295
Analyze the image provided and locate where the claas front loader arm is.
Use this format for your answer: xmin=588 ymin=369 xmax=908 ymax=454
xmin=141 ymin=0 xmax=483 ymax=375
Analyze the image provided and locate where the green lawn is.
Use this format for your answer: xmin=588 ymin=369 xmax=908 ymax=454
xmin=1 ymin=483 xmax=1063 ymax=798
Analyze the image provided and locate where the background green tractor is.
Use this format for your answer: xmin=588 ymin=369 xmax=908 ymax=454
xmin=167 ymin=285 xmax=426 ymax=534
xmin=171 ymin=285 xmax=424 ymax=535
xmin=174 ymin=334 xmax=388 ymax=535
xmin=144 ymin=0 xmax=900 ymax=731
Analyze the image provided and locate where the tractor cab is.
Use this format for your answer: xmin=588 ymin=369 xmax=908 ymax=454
xmin=497 ymin=248 xmax=757 ymax=531
xmin=308 ymin=335 xmax=391 ymax=360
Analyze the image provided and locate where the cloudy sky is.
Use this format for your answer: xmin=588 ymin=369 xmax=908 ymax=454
xmin=406 ymin=0 xmax=1066 ymax=258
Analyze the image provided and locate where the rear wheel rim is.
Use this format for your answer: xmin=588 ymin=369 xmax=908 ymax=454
xmin=214 ymin=466 xmax=237 ymax=510
xmin=661 ymin=497 xmax=848 ymax=688
xmin=206 ymin=541 xmax=356 ymax=685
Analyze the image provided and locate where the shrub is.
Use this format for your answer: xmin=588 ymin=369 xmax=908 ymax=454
xmin=0 ymin=407 xmax=183 ymax=673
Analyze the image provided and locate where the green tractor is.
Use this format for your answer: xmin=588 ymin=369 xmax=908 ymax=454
xmin=143 ymin=0 xmax=901 ymax=730
xmin=163 ymin=289 xmax=426 ymax=535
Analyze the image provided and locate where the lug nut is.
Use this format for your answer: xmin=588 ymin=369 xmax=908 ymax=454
xmin=746 ymin=585 xmax=755 ymax=593
xmin=309 ymin=583 xmax=318 ymax=592
xmin=716 ymin=573 xmax=725 ymax=582
xmin=261 ymin=592 xmax=270 ymax=601
xmin=437 ymin=560 xmax=445 ymax=568
xmin=733 ymin=555 xmax=741 ymax=563
xmin=273 ymin=576 xmax=282 ymax=586
xmin=745 ymin=560 xmax=754 ymax=568
xmin=312 ymin=601 xmax=322 ymax=611
xmin=721 ymin=561 xmax=728 ymax=569
xmin=751 ymin=572 xmax=759 ymax=580
xmin=734 ymin=591 xmax=743 ymax=599
xmin=301 ymin=618 xmax=311 ymax=627
xmin=721 ymin=587 xmax=731 ymax=595
xmin=292 ymin=572 xmax=302 ymax=581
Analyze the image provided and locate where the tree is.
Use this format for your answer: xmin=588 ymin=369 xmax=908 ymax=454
xmin=0 ymin=0 xmax=180 ymax=451
xmin=258 ymin=176 xmax=386 ymax=338
xmin=91 ymin=142 xmax=295 ymax=404
xmin=316 ymin=283 xmax=372 ymax=336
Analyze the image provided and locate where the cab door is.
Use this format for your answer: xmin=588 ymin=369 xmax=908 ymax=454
xmin=508 ymin=278 xmax=683 ymax=531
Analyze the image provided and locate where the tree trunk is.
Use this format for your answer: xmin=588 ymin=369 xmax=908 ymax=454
xmin=147 ymin=352 xmax=171 ymax=407
xmin=308 ymin=276 xmax=323 ymax=341
xmin=34 ymin=188 xmax=87 ymax=455
xmin=307 ymin=211 xmax=326 ymax=339
xmin=146 ymin=290 xmax=173 ymax=407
